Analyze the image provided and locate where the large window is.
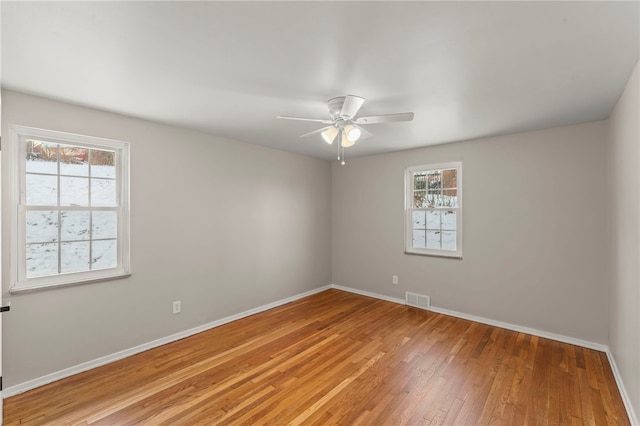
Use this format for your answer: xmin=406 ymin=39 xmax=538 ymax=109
xmin=10 ymin=126 xmax=130 ymax=292
xmin=405 ymin=162 xmax=462 ymax=258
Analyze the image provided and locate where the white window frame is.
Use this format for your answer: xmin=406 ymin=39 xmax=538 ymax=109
xmin=9 ymin=125 xmax=131 ymax=292
xmin=405 ymin=162 xmax=462 ymax=259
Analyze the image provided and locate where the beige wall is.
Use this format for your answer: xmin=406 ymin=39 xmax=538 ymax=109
xmin=608 ymin=61 xmax=639 ymax=422
xmin=1 ymin=90 xmax=332 ymax=387
xmin=332 ymin=121 xmax=609 ymax=344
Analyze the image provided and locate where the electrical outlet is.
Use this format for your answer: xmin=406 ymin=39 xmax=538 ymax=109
xmin=172 ymin=301 xmax=181 ymax=314
xmin=392 ymin=275 xmax=399 ymax=285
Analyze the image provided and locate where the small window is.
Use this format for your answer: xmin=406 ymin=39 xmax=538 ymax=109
xmin=10 ymin=126 xmax=130 ymax=292
xmin=405 ymin=162 xmax=462 ymax=258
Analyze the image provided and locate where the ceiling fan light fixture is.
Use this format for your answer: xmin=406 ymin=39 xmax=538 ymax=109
xmin=344 ymin=124 xmax=361 ymax=142
xmin=341 ymin=132 xmax=356 ymax=147
xmin=321 ymin=126 xmax=339 ymax=144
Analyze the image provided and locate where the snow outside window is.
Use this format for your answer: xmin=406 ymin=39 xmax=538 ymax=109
xmin=405 ymin=162 xmax=462 ymax=258
xmin=9 ymin=126 xmax=130 ymax=292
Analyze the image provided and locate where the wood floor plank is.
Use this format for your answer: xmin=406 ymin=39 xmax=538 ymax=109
xmin=3 ymin=289 xmax=630 ymax=425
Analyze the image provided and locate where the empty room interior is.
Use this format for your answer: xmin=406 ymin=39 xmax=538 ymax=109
xmin=1 ymin=1 xmax=639 ymax=425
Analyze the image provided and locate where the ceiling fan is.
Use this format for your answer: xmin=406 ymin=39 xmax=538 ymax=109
xmin=277 ymin=95 xmax=414 ymax=164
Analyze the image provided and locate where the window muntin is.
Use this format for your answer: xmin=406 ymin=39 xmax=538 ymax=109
xmin=10 ymin=126 xmax=130 ymax=292
xmin=405 ymin=162 xmax=462 ymax=258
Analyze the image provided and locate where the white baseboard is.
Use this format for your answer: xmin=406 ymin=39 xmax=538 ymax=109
xmin=330 ymin=284 xmax=607 ymax=351
xmin=427 ymin=305 xmax=608 ymax=352
xmin=606 ymin=350 xmax=639 ymax=425
xmin=330 ymin=284 xmax=405 ymax=305
xmin=2 ymin=285 xmax=331 ymax=398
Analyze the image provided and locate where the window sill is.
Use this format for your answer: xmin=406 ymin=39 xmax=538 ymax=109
xmin=10 ymin=272 xmax=131 ymax=294
xmin=404 ymin=251 xmax=463 ymax=260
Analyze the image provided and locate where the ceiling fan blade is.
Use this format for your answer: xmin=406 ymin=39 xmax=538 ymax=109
xmin=277 ymin=115 xmax=334 ymax=124
xmin=354 ymin=112 xmax=414 ymax=124
xmin=299 ymin=126 xmax=333 ymax=138
xmin=340 ymin=95 xmax=365 ymax=119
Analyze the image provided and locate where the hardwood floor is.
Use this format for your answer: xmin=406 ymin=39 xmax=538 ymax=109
xmin=3 ymin=289 xmax=629 ymax=425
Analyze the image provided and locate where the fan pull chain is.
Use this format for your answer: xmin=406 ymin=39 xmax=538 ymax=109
xmin=337 ymin=130 xmax=345 ymax=165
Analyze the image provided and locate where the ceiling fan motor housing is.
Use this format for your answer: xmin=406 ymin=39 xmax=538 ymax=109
xmin=327 ymin=96 xmax=347 ymax=120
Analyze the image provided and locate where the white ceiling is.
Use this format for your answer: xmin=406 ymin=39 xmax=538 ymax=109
xmin=2 ymin=1 xmax=639 ymax=160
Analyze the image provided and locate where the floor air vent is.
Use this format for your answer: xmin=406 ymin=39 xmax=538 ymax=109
xmin=406 ymin=292 xmax=430 ymax=310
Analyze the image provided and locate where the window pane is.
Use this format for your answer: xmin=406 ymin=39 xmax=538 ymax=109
xmin=443 ymin=189 xmax=458 ymax=208
xmin=426 ymin=191 xmax=442 ymax=208
xmin=413 ymin=190 xmax=426 ymax=208
xmin=441 ymin=231 xmax=456 ymax=250
xmin=426 ymin=230 xmax=441 ymax=249
xmin=412 ymin=211 xmax=426 ymax=229
xmin=26 ymin=140 xmax=58 ymax=174
xmin=92 ymin=211 xmax=117 ymax=239
xmin=92 ymin=240 xmax=117 ymax=270
xmin=441 ymin=211 xmax=456 ymax=231
xmin=91 ymin=149 xmax=116 ymax=178
xmin=59 ymin=145 xmax=89 ymax=176
xmin=412 ymin=230 xmax=426 ymax=248
xmin=61 ymin=211 xmax=90 ymax=241
xmin=442 ymin=168 xmax=457 ymax=189
xmin=26 ymin=243 xmax=59 ymax=277
xmin=61 ymin=241 xmax=90 ymax=273
xmin=413 ymin=173 xmax=426 ymax=190
xmin=26 ymin=174 xmax=58 ymax=206
xmin=60 ymin=176 xmax=89 ymax=206
xmin=427 ymin=170 xmax=441 ymax=189
xmin=26 ymin=211 xmax=59 ymax=243
xmin=91 ymin=178 xmax=116 ymax=207
xmin=426 ymin=210 xmax=440 ymax=229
